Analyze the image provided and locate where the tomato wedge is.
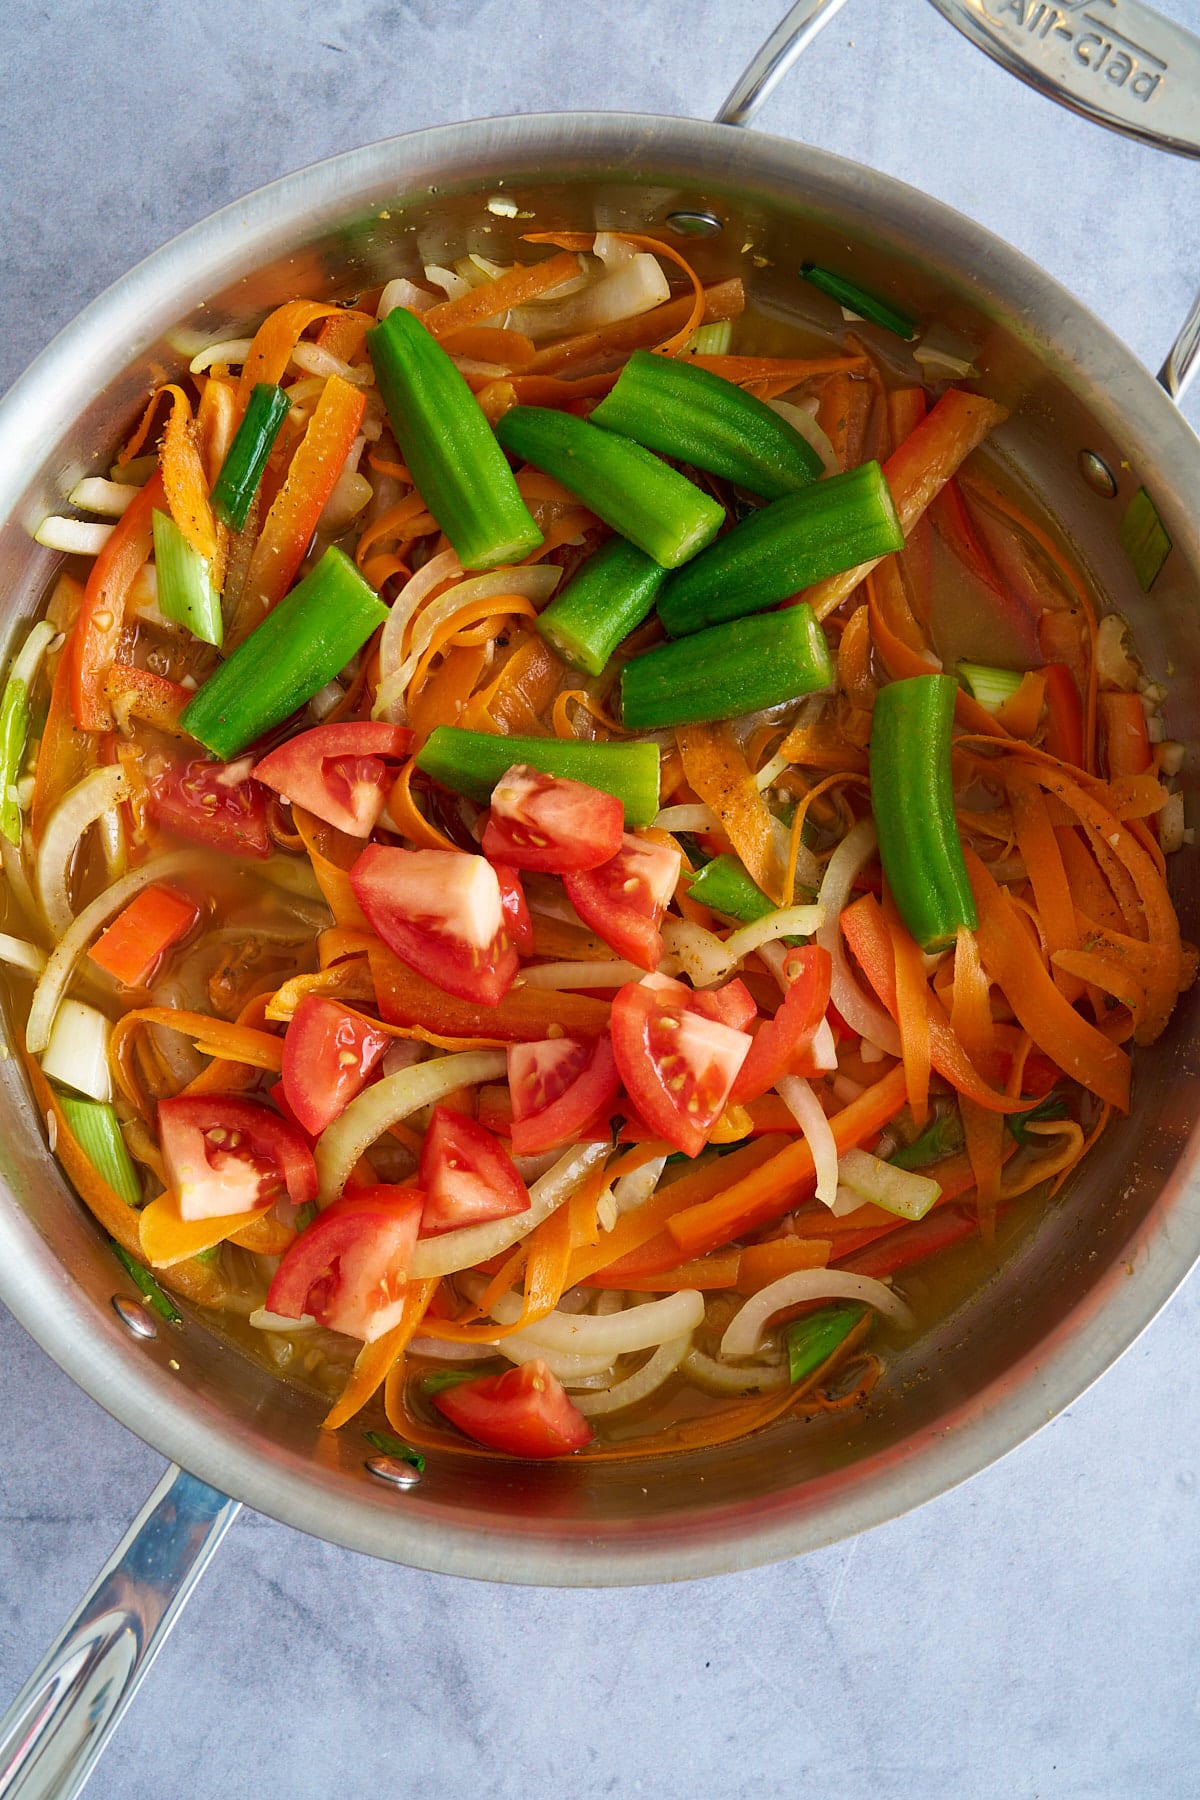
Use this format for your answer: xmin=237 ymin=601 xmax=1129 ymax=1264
xmin=729 ymin=945 xmax=832 ymax=1103
xmin=158 ymin=1095 xmax=318 ymax=1221
xmin=418 ymin=1105 xmax=530 ymax=1235
xmin=493 ymin=863 xmax=534 ymax=955
xmin=281 ymin=995 xmax=390 ymax=1137
xmin=508 ymin=1034 xmax=621 ymax=1155
xmin=253 ymin=721 xmax=413 ymax=838
xmin=481 ymin=764 xmax=624 ymax=873
xmin=689 ymin=977 xmax=758 ymax=1033
xmin=610 ymin=976 xmax=752 ymax=1157
xmin=350 ymin=844 xmax=519 ymax=1006
xmin=146 ymin=757 xmax=271 ymax=859
xmin=432 ymin=1358 xmax=593 ymax=1457
xmin=563 ymin=833 xmax=681 ymax=972
xmin=266 ymin=1186 xmax=423 ymax=1340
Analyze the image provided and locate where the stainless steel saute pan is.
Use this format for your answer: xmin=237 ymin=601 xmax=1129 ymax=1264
xmin=2 ymin=3 xmax=1200 ymax=1792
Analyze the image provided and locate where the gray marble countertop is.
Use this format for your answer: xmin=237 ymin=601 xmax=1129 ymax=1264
xmin=3 ymin=3 xmax=1200 ymax=1795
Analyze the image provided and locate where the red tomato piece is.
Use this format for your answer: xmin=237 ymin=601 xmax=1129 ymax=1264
xmin=493 ymin=863 xmax=534 ymax=956
xmin=481 ymin=764 xmax=624 ymax=873
xmin=146 ymin=757 xmax=271 ymax=859
xmin=689 ymin=977 xmax=759 ymax=1034
xmin=563 ymin=833 xmax=681 ymax=972
xmin=610 ymin=977 xmax=752 ymax=1157
xmin=507 ymin=1034 xmax=621 ymax=1155
xmin=730 ymin=945 xmax=832 ymax=1104
xmin=432 ymin=1358 xmax=593 ymax=1457
xmin=158 ymin=1095 xmax=318 ymax=1221
xmin=266 ymin=1187 xmax=423 ymax=1341
xmin=418 ymin=1105 xmax=530 ymax=1236
xmin=253 ymin=721 xmax=413 ymax=838
xmin=281 ymin=995 xmax=390 ymax=1137
xmin=350 ymin=844 xmax=519 ymax=1006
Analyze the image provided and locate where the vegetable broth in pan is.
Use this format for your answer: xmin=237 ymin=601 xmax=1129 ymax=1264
xmin=4 ymin=231 xmax=1190 ymax=1462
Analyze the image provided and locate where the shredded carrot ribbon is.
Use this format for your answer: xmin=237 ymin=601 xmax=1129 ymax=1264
xmin=325 ymin=1276 xmax=440 ymax=1432
xmin=522 ymin=231 xmax=705 ymax=357
xmin=676 ymin=721 xmax=783 ymax=904
xmin=110 ymin=1007 xmax=285 ymax=1119
xmin=235 ymin=299 xmax=348 ymax=410
xmin=419 ymin=251 xmax=582 ymax=338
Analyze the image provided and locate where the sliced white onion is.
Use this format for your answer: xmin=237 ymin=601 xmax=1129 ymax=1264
xmin=1160 ymin=790 xmax=1186 ymax=855
xmin=36 ymin=765 xmax=129 ymax=939
xmin=768 ymin=397 xmax=839 ymax=476
xmin=592 ymin=233 xmax=638 ymax=272
xmin=816 ymin=819 xmax=902 ymax=1056
xmin=424 ymin=263 xmax=473 ymax=300
xmin=308 ymin=680 xmax=345 ymax=722
xmin=33 ymin=518 xmax=113 ymax=555
xmin=290 ymin=342 xmax=374 ymax=385
xmin=683 ymin=1346 xmax=790 ymax=1394
xmin=722 ymin=904 xmax=824 ymax=963
xmin=371 ymin=549 xmax=462 ymax=722
xmin=188 ymin=337 xmax=254 ymax=373
xmin=407 ymin=1334 xmax=494 ymax=1361
xmin=67 ymin=478 xmax=140 ymax=517
xmin=377 ymin=277 xmax=434 ymax=317
xmin=659 ymin=917 xmax=733 ymax=988
xmin=808 ymin=1016 xmax=839 ymax=1072
xmin=249 ymin=1307 xmax=319 ymax=1332
xmin=511 ymin=1147 xmax=568 ymax=1183
xmin=777 ymin=1075 xmax=840 ymax=1207
xmin=316 ymin=1050 xmax=505 ymax=1202
xmin=486 ymin=1287 xmax=704 ymax=1358
xmin=838 ymin=1145 xmax=941 ymax=1221
xmin=652 ymin=803 xmax=720 ymax=833
xmin=411 ymin=1142 xmax=609 ymax=1279
xmin=516 ymin=959 xmax=645 ymax=990
xmin=574 ymin=1334 xmax=692 ymax=1416
xmin=721 ymin=1270 xmax=914 ymax=1357
xmin=508 ymin=255 xmax=668 ymax=339
xmin=0 ymin=933 xmax=45 ymax=976
xmin=613 ymin=1154 xmax=667 ymax=1217
xmin=494 ymin=1341 xmax=616 ymax=1381
xmin=40 ymin=998 xmax=113 ymax=1103
xmin=377 ymin=564 xmax=561 ymax=722
xmin=754 ymin=750 xmax=792 ymax=792
xmin=1 ymin=834 xmax=39 ymax=930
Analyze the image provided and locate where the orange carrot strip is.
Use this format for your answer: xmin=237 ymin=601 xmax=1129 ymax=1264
xmin=583 ymin=1249 xmax=744 ymax=1292
xmin=523 ymin=231 xmax=704 ymax=356
xmin=407 ymin=594 xmax=538 ymax=711
xmin=156 ymin=385 xmax=224 ymax=573
xmin=418 ymin=252 xmax=582 ymax=338
xmin=70 ymin=472 xmax=165 ymax=730
xmin=676 ymin=721 xmax=782 ymax=903
xmin=693 ymin=354 xmax=868 ymax=386
xmin=139 ymin=1189 xmax=273 ymax=1267
xmin=408 ymin=642 xmax=490 ymax=746
xmin=87 ymin=885 xmax=201 ymax=987
xmin=950 ymin=925 xmax=1004 ymax=1239
xmin=195 ymin=376 xmax=239 ymax=489
xmin=522 ymin=278 xmax=745 ymax=378
xmin=965 ymin=847 xmax=1131 ymax=1109
xmin=385 ymin=759 xmax=462 ymax=853
xmin=355 ymin=490 xmax=437 ymax=567
xmin=314 ymin=310 xmax=372 ymax=364
xmin=804 ymin=389 xmax=1009 ymax=621
xmin=667 ymin=1068 xmax=909 ymax=1261
xmin=993 ymin=671 xmax=1047 ymax=741
xmin=235 ymin=299 xmax=346 ymax=410
xmin=324 ymin=1276 xmax=439 ymax=1432
xmin=1006 ymin=771 xmax=1083 ymax=1004
xmin=244 ymin=373 xmax=366 ymax=610
xmin=31 ymin=579 xmax=87 ymax=838
xmin=817 ymin=370 xmax=872 ymax=473
xmin=881 ymin=889 xmax=931 ymax=1127
xmin=439 ymin=325 xmax=538 ymax=367
xmin=735 ymin=1236 xmax=833 ymax=1293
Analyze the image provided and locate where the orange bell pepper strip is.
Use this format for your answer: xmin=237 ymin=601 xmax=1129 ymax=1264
xmin=964 ymin=846 xmax=1131 ymax=1110
xmin=71 ymin=470 xmax=165 ymax=730
xmin=840 ymin=893 xmax=1033 ymax=1114
xmin=244 ymin=373 xmax=367 ymax=610
xmin=139 ymin=1189 xmax=275 ymax=1267
xmin=666 ymin=1065 xmax=909 ymax=1261
xmin=1098 ymin=690 xmax=1153 ymax=779
xmin=802 ymin=388 xmax=1009 ymax=621
xmin=1040 ymin=662 xmax=1085 ymax=767
xmin=87 ymin=884 xmax=201 ymax=987
xmin=105 ymin=663 xmax=194 ymax=738
xmin=735 ymin=1236 xmax=833 ymax=1293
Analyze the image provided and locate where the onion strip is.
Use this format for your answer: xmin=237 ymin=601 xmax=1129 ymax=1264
xmin=777 ymin=1075 xmax=840 ymax=1207
xmin=411 ymin=1142 xmax=609 ymax=1279
xmin=315 ymin=1050 xmax=506 ymax=1202
xmin=574 ymin=1334 xmax=693 ymax=1416
xmin=816 ymin=818 xmax=902 ymax=1055
xmin=36 ymin=764 xmax=128 ymax=937
xmin=721 ymin=1270 xmax=914 ymax=1357
xmin=484 ymin=1286 xmax=704 ymax=1356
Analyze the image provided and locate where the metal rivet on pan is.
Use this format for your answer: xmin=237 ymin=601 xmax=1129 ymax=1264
xmin=1078 ymin=449 xmax=1118 ymax=498
xmin=112 ymin=1295 xmax=158 ymax=1340
xmin=664 ymin=209 xmax=723 ymax=238
xmin=365 ymin=1455 xmax=422 ymax=1491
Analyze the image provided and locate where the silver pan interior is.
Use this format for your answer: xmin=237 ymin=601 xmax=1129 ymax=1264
xmin=0 ymin=113 xmax=1197 ymax=1586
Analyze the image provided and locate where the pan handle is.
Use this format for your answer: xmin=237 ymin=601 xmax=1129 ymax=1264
xmin=718 ymin=0 xmax=1200 ymax=401
xmin=0 ymin=1466 xmax=239 ymax=1800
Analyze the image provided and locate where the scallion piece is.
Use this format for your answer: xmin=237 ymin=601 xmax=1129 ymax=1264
xmin=956 ymin=661 xmax=1024 ymax=713
xmin=211 ymin=383 xmax=291 ymax=530
xmin=110 ymin=1241 xmax=181 ymax=1324
xmin=152 ymin=509 xmax=223 ymax=648
xmin=493 ymin=406 xmax=724 ymax=569
xmin=0 ymin=621 xmax=55 ymax=845
xmin=179 ymin=547 xmax=388 ymax=759
xmin=536 ymin=536 xmax=667 ymax=676
xmin=416 ymin=726 xmax=660 ymax=826
xmin=656 ymin=462 xmax=903 ymax=636
xmin=1119 ymin=486 xmax=1171 ymax=592
xmin=870 ymin=674 xmax=977 ymax=954
xmin=59 ymin=1095 xmax=142 ymax=1206
xmin=417 ymin=1368 xmax=483 ymax=1397
xmin=786 ymin=1304 xmax=868 ymax=1386
xmin=685 ymin=854 xmax=775 ymax=924
xmin=368 ymin=307 xmax=542 ymax=570
xmin=363 ymin=1428 xmax=426 ymax=1471
xmin=589 ymin=349 xmax=822 ymax=499
xmin=800 ymin=264 xmax=917 ymax=340
xmin=1008 ymin=1092 xmax=1069 ymax=1146
xmin=688 ymin=321 xmax=733 ymax=356
xmin=620 ymin=607 xmax=835 ymax=730
xmin=890 ymin=1108 xmax=964 ymax=1170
